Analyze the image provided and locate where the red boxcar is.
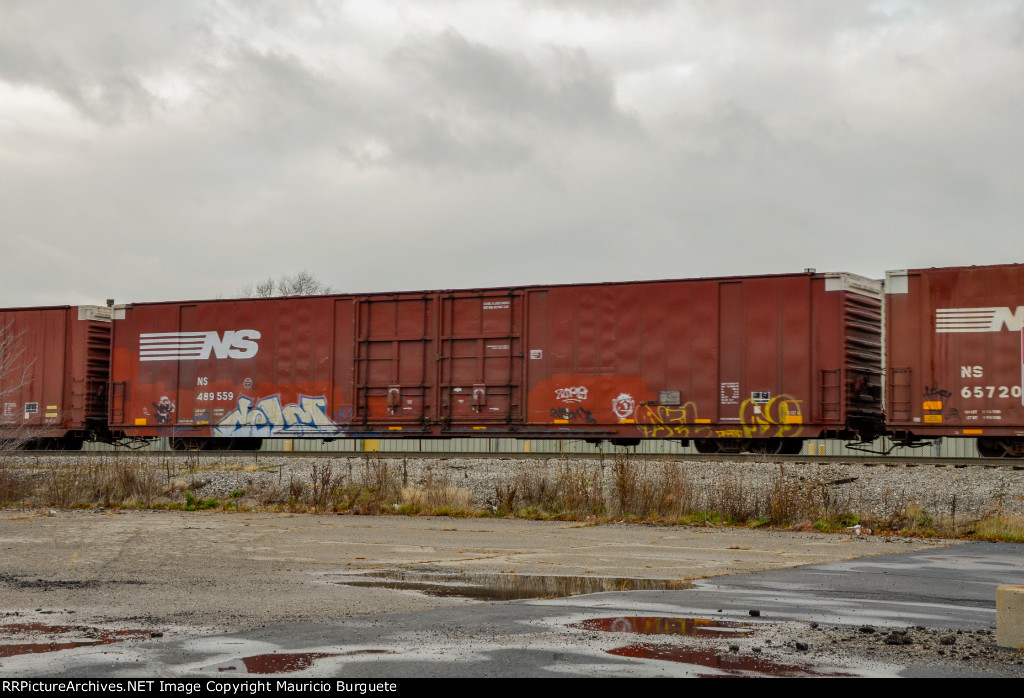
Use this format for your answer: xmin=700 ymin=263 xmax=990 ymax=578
xmin=0 ymin=305 xmax=112 ymax=449
xmin=109 ymin=271 xmax=883 ymax=452
xmin=886 ymin=263 xmax=1024 ymax=457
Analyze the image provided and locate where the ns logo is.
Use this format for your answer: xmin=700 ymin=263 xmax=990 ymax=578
xmin=935 ymin=307 xmax=1024 ymax=333
xmin=139 ymin=330 xmax=261 ymax=362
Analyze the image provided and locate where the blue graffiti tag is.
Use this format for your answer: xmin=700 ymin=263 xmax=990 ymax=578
xmin=333 ymin=405 xmax=355 ymax=425
xmin=214 ymin=395 xmax=342 ymax=438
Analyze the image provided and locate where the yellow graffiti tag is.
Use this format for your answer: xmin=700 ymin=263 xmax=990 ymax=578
xmin=738 ymin=395 xmax=804 ymax=438
xmin=634 ymin=394 xmax=804 ymax=439
xmin=635 ymin=403 xmax=713 ymax=439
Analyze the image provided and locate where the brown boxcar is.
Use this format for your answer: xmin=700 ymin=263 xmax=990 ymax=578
xmin=109 ymin=271 xmax=883 ymax=452
xmin=0 ymin=305 xmax=113 ymax=449
xmin=886 ymin=263 xmax=1024 ymax=457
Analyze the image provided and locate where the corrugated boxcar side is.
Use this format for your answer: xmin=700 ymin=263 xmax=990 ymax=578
xmin=524 ymin=272 xmax=882 ymax=444
xmin=111 ymin=296 xmax=345 ymax=439
xmin=111 ymin=291 xmax=529 ymax=439
xmin=111 ymin=271 xmax=882 ymax=445
xmin=886 ymin=264 xmax=1024 ymax=452
xmin=0 ymin=305 xmax=111 ymax=443
xmin=354 ymin=290 xmax=524 ymax=430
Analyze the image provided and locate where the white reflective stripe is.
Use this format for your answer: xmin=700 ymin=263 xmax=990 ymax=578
xmin=936 ymin=307 xmax=1024 ymax=333
xmin=140 ymin=332 xmax=209 ymax=339
xmin=137 ymin=330 xmax=261 ymax=361
xmin=139 ymin=331 xmax=215 ymax=360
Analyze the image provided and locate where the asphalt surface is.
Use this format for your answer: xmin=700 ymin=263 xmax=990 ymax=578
xmin=2 ymin=511 xmax=1023 ymax=677
xmin=147 ymin=543 xmax=1024 ymax=678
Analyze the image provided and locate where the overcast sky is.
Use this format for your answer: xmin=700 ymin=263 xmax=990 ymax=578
xmin=1 ymin=0 xmax=1022 ymax=307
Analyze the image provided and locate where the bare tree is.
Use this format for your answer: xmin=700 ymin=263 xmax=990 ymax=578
xmin=0 ymin=320 xmax=32 ymax=449
xmin=239 ymin=270 xmax=334 ymax=298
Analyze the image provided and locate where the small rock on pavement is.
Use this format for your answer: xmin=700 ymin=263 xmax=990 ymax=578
xmin=884 ymin=632 xmax=912 ymax=646
xmin=749 ymin=610 xmax=761 ymax=617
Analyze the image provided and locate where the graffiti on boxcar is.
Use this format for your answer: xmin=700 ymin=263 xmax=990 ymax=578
xmin=153 ymin=395 xmax=175 ymax=425
xmin=555 ymin=386 xmax=589 ymax=403
xmin=550 ymin=406 xmax=598 ymax=424
xmin=333 ymin=405 xmax=355 ymax=425
xmin=635 ymin=403 xmax=712 ymax=439
xmin=612 ymin=393 xmax=636 ymax=420
xmin=214 ymin=395 xmax=342 ymax=437
xmin=633 ymin=394 xmax=803 ymax=439
xmin=923 ymin=385 xmax=953 ymax=400
xmin=736 ymin=394 xmax=803 ymax=438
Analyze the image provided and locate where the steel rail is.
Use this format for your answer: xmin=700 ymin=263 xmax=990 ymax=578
xmin=15 ymin=449 xmax=1024 ymax=469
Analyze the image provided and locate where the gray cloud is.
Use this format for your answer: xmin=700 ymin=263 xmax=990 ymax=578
xmin=369 ymin=29 xmax=635 ymax=171
xmin=0 ymin=0 xmax=210 ymax=123
xmin=0 ymin=1 xmax=1022 ymax=307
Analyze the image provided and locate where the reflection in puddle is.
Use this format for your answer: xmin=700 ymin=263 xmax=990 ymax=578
xmin=217 ymin=650 xmax=392 ymax=675
xmin=238 ymin=652 xmax=337 ymax=674
xmin=0 ymin=622 xmax=154 ymax=658
xmin=608 ymin=643 xmax=851 ymax=678
xmin=337 ymin=570 xmax=692 ymax=601
xmin=575 ymin=617 xmax=753 ymax=638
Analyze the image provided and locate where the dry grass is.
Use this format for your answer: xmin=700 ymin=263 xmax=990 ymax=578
xmin=394 ymin=462 xmax=474 ymax=514
xmin=496 ymin=456 xmax=1022 ymax=539
xmin=970 ymin=515 xmax=1024 ymax=542
xmin=16 ymin=457 xmax=170 ymax=508
xmin=0 ymin=457 xmax=31 ymax=505
xmin=399 ymin=484 xmax=473 ymax=513
xmin=1 ymin=452 xmax=1022 ymax=541
xmin=610 ymin=456 xmax=696 ymax=520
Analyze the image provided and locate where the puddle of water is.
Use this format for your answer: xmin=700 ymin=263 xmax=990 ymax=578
xmin=239 ymin=652 xmax=338 ymax=674
xmin=608 ymin=643 xmax=852 ymax=678
xmin=337 ymin=570 xmax=692 ymax=601
xmin=574 ymin=617 xmax=753 ymax=638
xmin=0 ymin=622 xmax=153 ymax=659
xmin=220 ymin=650 xmax=392 ymax=675
xmin=0 ymin=640 xmax=102 ymax=657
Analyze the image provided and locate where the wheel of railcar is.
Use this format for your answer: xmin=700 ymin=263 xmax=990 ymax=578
xmin=748 ymin=439 xmax=784 ymax=455
xmin=694 ymin=439 xmax=720 ymax=454
xmin=977 ymin=439 xmax=1007 ymax=458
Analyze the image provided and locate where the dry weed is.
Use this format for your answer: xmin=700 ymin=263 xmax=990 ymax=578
xmin=0 ymin=460 xmax=30 ymax=504
xmin=400 ymin=484 xmax=473 ymax=512
xmin=555 ymin=458 xmax=604 ymax=516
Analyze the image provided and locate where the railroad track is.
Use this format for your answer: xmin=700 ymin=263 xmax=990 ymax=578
xmin=12 ymin=449 xmax=1024 ymax=469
